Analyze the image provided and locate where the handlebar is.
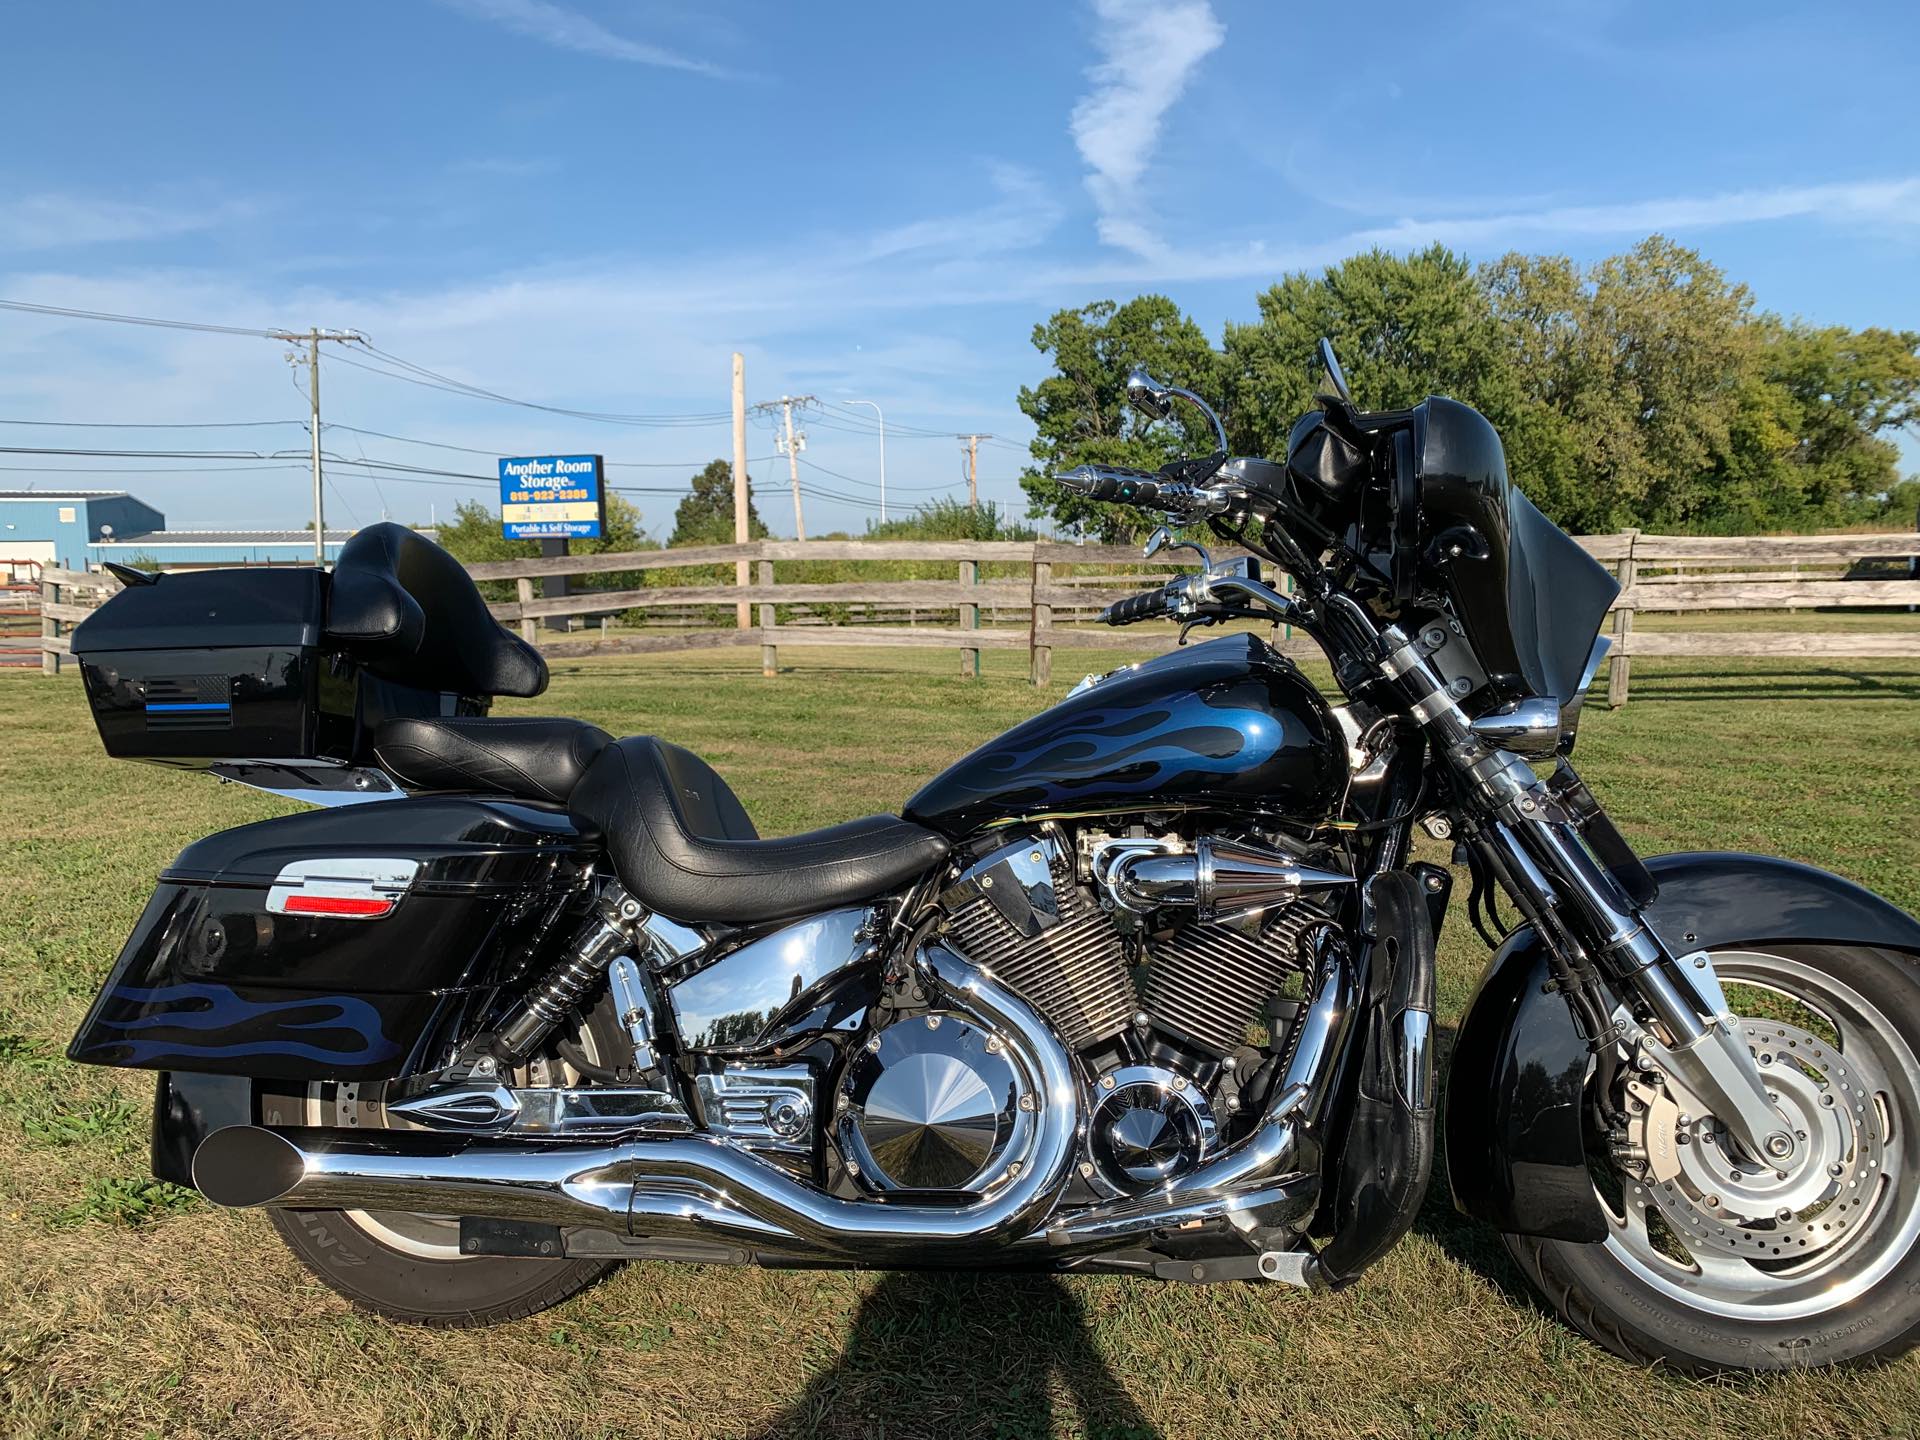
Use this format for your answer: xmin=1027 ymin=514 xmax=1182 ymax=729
xmin=1099 ymin=587 xmax=1175 ymax=626
xmin=1056 ymin=463 xmax=1236 ymax=520
xmin=1098 ymin=571 xmax=1303 ymax=629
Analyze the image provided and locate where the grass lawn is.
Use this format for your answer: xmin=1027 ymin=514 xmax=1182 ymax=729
xmin=2 ymin=645 xmax=1918 ymax=1439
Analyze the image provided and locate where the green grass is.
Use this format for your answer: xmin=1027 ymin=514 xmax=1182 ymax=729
xmin=2 ymin=648 xmax=1919 ymax=1439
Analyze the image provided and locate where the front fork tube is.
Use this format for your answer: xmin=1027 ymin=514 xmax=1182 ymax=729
xmin=1490 ymin=813 xmax=1793 ymax=1164
xmin=1373 ymin=623 xmax=1793 ymax=1165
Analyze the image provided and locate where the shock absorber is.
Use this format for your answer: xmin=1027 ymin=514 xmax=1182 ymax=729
xmin=489 ymin=884 xmax=652 ymax=1067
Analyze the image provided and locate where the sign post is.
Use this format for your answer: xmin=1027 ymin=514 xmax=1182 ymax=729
xmin=500 ymin=455 xmax=606 ymax=634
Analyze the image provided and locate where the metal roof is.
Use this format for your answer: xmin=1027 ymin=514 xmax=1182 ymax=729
xmin=93 ymin=529 xmax=355 ymax=547
xmin=0 ymin=489 xmax=131 ymax=501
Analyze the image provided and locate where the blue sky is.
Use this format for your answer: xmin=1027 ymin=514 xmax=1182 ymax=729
xmin=2 ymin=0 xmax=1916 ymax=539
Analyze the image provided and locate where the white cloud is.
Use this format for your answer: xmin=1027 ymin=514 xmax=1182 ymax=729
xmin=864 ymin=163 xmax=1064 ymax=263
xmin=431 ymin=0 xmax=731 ymax=77
xmin=1069 ymin=0 xmax=1225 ymax=258
xmin=1346 ymin=177 xmax=1920 ymax=252
xmin=0 ymin=194 xmax=253 ymax=252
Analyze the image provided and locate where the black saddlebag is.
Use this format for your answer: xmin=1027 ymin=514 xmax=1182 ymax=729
xmin=67 ymin=797 xmax=590 ymax=1082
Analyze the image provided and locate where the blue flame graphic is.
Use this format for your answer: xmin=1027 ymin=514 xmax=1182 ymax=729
xmin=77 ymin=982 xmax=401 ymax=1067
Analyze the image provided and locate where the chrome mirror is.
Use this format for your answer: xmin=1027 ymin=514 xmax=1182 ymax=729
xmin=1126 ymin=367 xmax=1173 ymax=422
xmin=1141 ymin=525 xmax=1172 ymax=560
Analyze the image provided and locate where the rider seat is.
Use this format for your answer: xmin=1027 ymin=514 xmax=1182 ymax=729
xmin=373 ymin=716 xmax=613 ymax=805
xmin=569 ymin=736 xmax=951 ymax=926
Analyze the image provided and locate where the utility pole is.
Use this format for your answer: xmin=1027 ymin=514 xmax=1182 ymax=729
xmin=271 ymin=328 xmax=368 ymax=564
xmin=732 ymin=353 xmax=750 ymax=629
xmin=753 ymin=394 xmax=817 ymax=541
xmin=846 ymin=399 xmax=886 ymax=523
xmin=958 ymin=434 xmax=992 ymax=512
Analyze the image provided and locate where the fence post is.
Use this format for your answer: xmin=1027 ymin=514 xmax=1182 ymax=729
xmin=758 ymin=558 xmax=777 ymax=677
xmin=1030 ymin=558 xmax=1052 ymax=688
xmin=1608 ymin=529 xmax=1639 ymax=709
xmin=515 ymin=577 xmax=537 ymax=647
xmin=959 ymin=558 xmax=979 ymax=678
xmin=40 ymin=577 xmax=58 ymax=676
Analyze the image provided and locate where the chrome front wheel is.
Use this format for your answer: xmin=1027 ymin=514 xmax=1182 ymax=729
xmin=1508 ymin=944 xmax=1920 ymax=1373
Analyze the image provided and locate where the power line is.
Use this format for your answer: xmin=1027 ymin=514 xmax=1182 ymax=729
xmin=0 ymin=462 xmax=308 ymax=476
xmin=318 ymin=421 xmax=773 ymax=470
xmin=795 ymin=455 xmax=955 ymax=494
xmin=0 ymin=416 xmax=303 ymax=431
xmin=335 ymin=345 xmax=733 ymax=427
xmin=0 ymin=297 xmax=283 ymax=337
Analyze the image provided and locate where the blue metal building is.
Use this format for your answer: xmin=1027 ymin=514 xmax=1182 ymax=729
xmin=0 ymin=490 xmax=167 ymax=570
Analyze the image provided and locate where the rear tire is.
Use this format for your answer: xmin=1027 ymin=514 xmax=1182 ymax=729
xmin=268 ymin=1207 xmax=615 ymax=1328
xmin=1505 ymin=943 xmax=1920 ymax=1373
xmin=265 ymin=999 xmax=627 ymax=1327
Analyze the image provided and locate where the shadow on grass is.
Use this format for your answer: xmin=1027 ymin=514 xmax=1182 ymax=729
xmin=749 ymin=1270 xmax=1160 ymax=1440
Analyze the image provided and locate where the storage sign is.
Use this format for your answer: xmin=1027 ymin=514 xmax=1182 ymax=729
xmin=499 ymin=454 xmax=606 ymax=540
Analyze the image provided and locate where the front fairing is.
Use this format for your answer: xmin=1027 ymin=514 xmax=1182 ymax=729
xmin=1415 ymin=397 xmax=1618 ymax=707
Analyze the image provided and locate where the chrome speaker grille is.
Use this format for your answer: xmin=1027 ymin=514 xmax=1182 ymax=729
xmin=941 ymin=836 xmax=1137 ymax=1052
xmin=1142 ymin=905 xmax=1317 ymax=1055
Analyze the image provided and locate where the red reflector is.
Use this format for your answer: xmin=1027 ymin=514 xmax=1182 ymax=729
xmin=281 ymin=894 xmax=396 ymax=918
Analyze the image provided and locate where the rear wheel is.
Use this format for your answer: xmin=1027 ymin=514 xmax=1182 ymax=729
xmin=265 ymin=1003 xmax=626 ymax=1327
xmin=1507 ymin=944 xmax=1920 ymax=1372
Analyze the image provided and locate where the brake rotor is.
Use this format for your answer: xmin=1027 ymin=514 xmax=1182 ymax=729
xmin=1637 ymin=1018 xmax=1887 ymax=1262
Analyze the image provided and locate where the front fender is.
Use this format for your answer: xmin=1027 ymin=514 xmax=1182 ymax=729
xmin=1445 ymin=851 xmax=1920 ymax=1242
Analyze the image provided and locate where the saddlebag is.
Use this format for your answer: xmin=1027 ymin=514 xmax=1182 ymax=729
xmin=67 ymin=797 xmax=591 ymax=1083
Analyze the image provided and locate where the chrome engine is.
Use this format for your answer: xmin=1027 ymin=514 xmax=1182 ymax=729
xmin=935 ymin=828 xmax=1351 ymax=1195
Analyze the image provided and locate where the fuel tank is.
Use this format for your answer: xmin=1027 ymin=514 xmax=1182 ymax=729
xmin=905 ymin=633 xmax=1343 ymax=838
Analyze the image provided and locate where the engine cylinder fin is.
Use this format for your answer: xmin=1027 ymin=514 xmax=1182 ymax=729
xmin=1143 ymin=905 xmax=1318 ymax=1055
xmin=942 ymin=841 xmax=1136 ymax=1052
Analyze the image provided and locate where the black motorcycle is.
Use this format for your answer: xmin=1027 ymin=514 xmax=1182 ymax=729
xmin=66 ymin=341 xmax=1920 ymax=1373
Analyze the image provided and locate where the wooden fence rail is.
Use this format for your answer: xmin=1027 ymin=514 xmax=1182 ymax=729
xmin=29 ymin=532 xmax=1920 ymax=704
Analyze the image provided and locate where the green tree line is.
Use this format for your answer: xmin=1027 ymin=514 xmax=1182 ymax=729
xmin=1017 ymin=236 xmax=1920 ymax=541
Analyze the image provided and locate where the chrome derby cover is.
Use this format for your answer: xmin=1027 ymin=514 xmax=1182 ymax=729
xmin=835 ymin=1011 xmax=1036 ymax=1192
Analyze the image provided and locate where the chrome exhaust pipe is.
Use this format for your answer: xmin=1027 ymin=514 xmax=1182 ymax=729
xmin=193 ymin=946 xmax=1083 ymax=1260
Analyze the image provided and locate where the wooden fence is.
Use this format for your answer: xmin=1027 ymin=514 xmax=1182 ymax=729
xmin=31 ymin=530 xmax=1920 ymax=704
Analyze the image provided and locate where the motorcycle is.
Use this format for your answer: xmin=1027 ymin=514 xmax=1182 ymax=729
xmin=64 ymin=341 xmax=1920 ymax=1373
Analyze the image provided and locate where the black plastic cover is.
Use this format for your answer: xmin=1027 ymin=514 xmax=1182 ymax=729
xmin=1315 ymin=870 xmax=1438 ymax=1285
xmin=68 ymin=797 xmax=589 ymax=1082
xmin=1414 ymin=397 xmax=1619 ymax=706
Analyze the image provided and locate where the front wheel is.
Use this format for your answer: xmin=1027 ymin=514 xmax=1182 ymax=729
xmin=1508 ymin=943 xmax=1920 ymax=1373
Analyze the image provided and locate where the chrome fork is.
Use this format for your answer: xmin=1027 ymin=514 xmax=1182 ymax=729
xmin=1372 ymin=622 xmax=1792 ymax=1164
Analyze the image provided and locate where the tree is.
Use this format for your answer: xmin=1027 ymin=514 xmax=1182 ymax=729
xmin=1014 ymin=238 xmax=1918 ymax=538
xmin=1017 ymin=296 xmax=1223 ymax=542
xmin=1224 ymin=245 xmax=1518 ymax=460
xmin=1485 ymin=238 xmax=1756 ymax=531
xmin=671 ymin=459 xmax=769 ymax=547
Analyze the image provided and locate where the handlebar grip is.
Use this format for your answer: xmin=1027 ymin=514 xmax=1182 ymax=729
xmin=1057 ymin=464 xmax=1164 ymax=505
xmin=1100 ymin=588 xmax=1172 ymax=626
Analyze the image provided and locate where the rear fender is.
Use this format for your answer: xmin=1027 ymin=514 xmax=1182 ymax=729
xmin=1445 ymin=851 xmax=1920 ymax=1242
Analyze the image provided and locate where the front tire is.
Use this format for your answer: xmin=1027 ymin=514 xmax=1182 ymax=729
xmin=1507 ymin=943 xmax=1920 ymax=1373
